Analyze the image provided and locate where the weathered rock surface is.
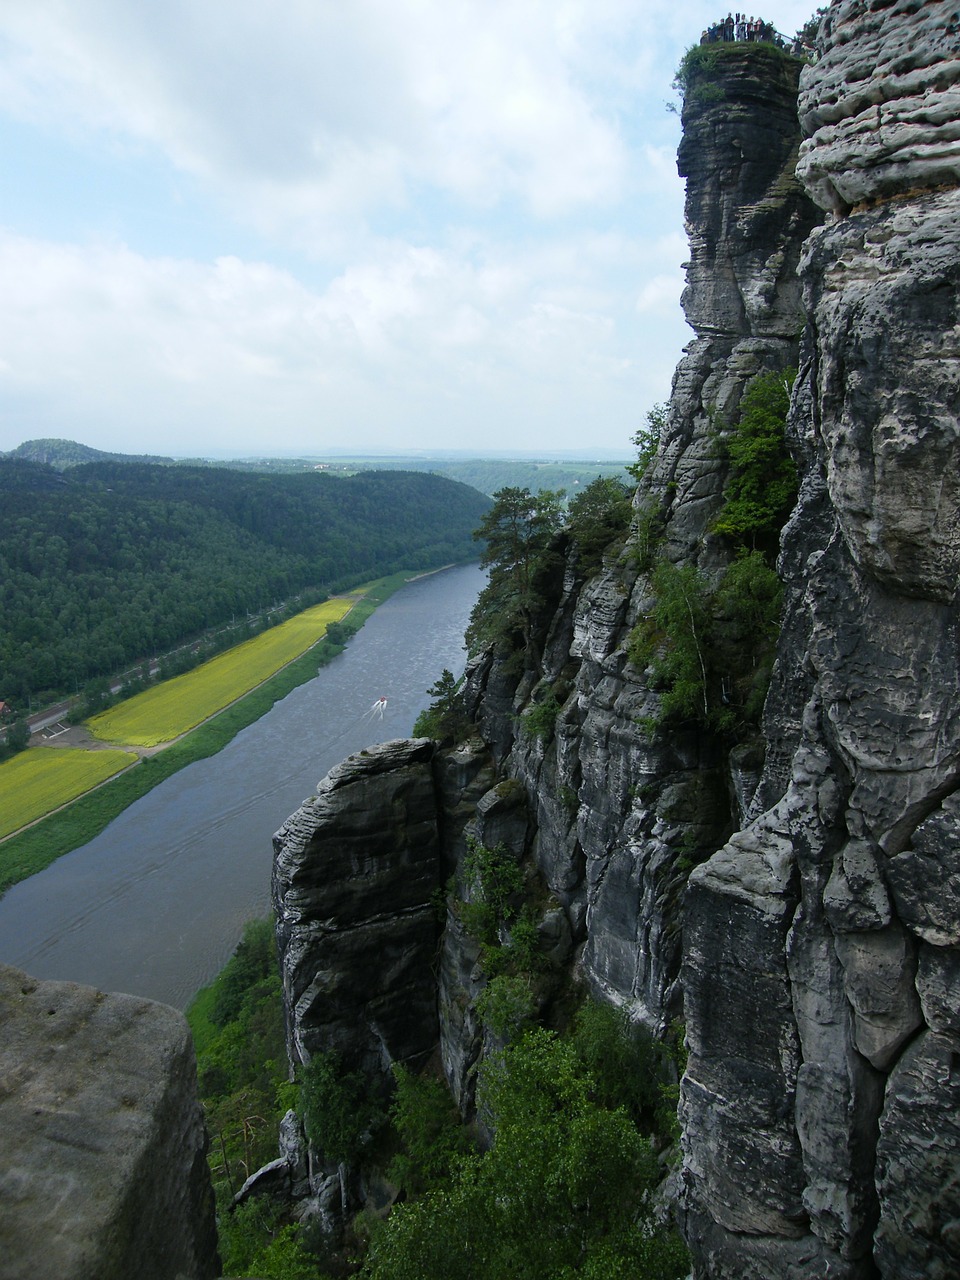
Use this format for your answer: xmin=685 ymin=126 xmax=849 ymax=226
xmin=797 ymin=0 xmax=960 ymax=215
xmin=681 ymin=3 xmax=960 ymax=1276
xmin=273 ymin=737 xmax=445 ymax=1075
xmin=0 ymin=963 xmax=217 ymax=1280
xmin=271 ymin=7 xmax=960 ymax=1278
xmin=443 ymin=45 xmax=819 ymax=1083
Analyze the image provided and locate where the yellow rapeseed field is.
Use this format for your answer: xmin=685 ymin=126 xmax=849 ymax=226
xmin=0 ymin=748 xmax=138 ymax=841
xmin=89 ymin=597 xmax=354 ymax=747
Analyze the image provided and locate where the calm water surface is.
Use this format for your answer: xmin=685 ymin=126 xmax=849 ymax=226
xmin=0 ymin=564 xmax=484 ymax=1009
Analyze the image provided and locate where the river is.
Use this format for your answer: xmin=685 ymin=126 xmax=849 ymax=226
xmin=0 ymin=563 xmax=485 ymax=1010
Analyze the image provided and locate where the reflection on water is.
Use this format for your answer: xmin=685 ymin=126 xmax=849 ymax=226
xmin=0 ymin=564 xmax=485 ymax=1009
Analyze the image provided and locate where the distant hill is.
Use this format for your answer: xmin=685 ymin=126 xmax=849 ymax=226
xmin=197 ymin=454 xmax=633 ymax=496
xmin=5 ymin=438 xmax=175 ymax=468
xmin=0 ymin=458 xmax=490 ymax=705
xmin=2 ymin=440 xmax=632 ymax=495
xmin=335 ymin=457 xmax=632 ymax=498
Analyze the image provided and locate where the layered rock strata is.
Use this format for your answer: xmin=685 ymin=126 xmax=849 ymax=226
xmin=272 ymin=28 xmax=821 ymax=1251
xmin=681 ymin=3 xmax=960 ymax=1276
xmin=272 ymin=7 xmax=960 ymax=1276
xmin=272 ymin=735 xmax=497 ymax=1226
xmin=446 ymin=40 xmax=819 ymax=1084
xmin=0 ymin=963 xmax=217 ymax=1280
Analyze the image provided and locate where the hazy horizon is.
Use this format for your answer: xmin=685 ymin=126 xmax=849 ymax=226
xmin=0 ymin=2 xmax=815 ymax=459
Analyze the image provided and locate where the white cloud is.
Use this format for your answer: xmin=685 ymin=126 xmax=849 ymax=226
xmin=636 ymin=273 xmax=684 ymax=314
xmin=0 ymin=0 xmax=640 ymax=240
xmin=0 ymin=0 xmax=815 ymax=456
xmin=0 ymin=227 xmax=686 ymax=454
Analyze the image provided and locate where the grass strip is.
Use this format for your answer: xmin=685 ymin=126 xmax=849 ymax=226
xmin=0 ymin=749 xmax=138 ymax=841
xmin=90 ymin=597 xmax=354 ymax=747
xmin=0 ymin=571 xmax=418 ymax=897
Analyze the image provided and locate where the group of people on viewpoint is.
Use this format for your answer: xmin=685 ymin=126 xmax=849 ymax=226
xmin=701 ymin=14 xmax=784 ymax=46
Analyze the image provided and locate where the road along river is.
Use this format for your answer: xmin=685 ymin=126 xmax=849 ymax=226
xmin=0 ymin=563 xmax=485 ymax=1009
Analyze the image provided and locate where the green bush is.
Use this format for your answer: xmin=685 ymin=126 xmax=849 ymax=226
xmin=569 ymin=1001 xmax=667 ymax=1132
xmin=712 ymin=369 xmax=797 ymax=557
xmin=520 ymin=690 xmax=562 ymax=742
xmin=186 ymin=916 xmax=307 ymax=1274
xmin=361 ymin=1027 xmax=688 ymax=1280
xmin=387 ymin=1066 xmax=473 ymax=1196
xmin=673 ymin=40 xmax=801 ymax=110
xmin=566 ymin=476 xmax=633 ymax=575
xmin=219 ymin=1200 xmax=323 ymax=1280
xmin=475 ymin=974 xmax=536 ymax=1039
xmin=630 ymin=561 xmax=714 ymax=725
xmin=461 ymin=838 xmax=525 ymax=920
xmin=633 ymin=501 xmax=665 ymax=571
xmin=211 ymin=918 xmax=277 ymax=1028
xmin=300 ymin=1050 xmax=386 ymax=1167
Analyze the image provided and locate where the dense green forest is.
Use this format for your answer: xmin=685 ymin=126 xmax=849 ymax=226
xmin=0 ymin=459 xmax=489 ymax=705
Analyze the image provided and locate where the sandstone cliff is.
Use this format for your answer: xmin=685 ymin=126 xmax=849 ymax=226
xmin=272 ymin=24 xmax=817 ymax=1249
xmin=271 ymin=4 xmax=960 ymax=1277
xmin=682 ymin=4 xmax=960 ymax=1277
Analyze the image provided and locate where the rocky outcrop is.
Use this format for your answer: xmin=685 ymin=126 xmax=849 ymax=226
xmin=273 ymin=736 xmax=497 ymax=1075
xmin=669 ymin=44 xmax=820 ymax=569
xmin=681 ymin=3 xmax=960 ymax=1276
xmin=270 ymin=6 xmax=960 ymax=1277
xmin=271 ymin=735 xmax=495 ymax=1225
xmin=273 ymin=737 xmax=444 ymax=1076
xmin=440 ymin=41 xmax=819 ymax=1081
xmin=0 ymin=963 xmax=218 ymax=1280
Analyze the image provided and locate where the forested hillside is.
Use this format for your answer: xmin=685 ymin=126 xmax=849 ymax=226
xmin=3 ymin=437 xmax=631 ymax=495
xmin=4 ymin=438 xmax=175 ymax=468
xmin=0 ymin=459 xmax=489 ymax=703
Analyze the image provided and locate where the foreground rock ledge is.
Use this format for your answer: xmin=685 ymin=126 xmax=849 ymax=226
xmin=0 ymin=963 xmax=218 ymax=1280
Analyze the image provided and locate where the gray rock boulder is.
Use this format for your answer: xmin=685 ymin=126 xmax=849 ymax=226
xmin=0 ymin=963 xmax=217 ymax=1280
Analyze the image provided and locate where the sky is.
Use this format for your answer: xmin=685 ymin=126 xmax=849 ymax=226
xmin=0 ymin=1 xmax=818 ymax=460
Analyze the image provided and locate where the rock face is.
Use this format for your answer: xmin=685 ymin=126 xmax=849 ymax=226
xmin=0 ymin=963 xmax=218 ymax=1280
xmin=272 ymin=6 xmax=960 ymax=1277
xmin=681 ymin=3 xmax=960 ymax=1277
xmin=443 ymin=42 xmax=819 ymax=1080
xmin=273 ymin=738 xmax=444 ymax=1076
xmin=670 ymin=45 xmax=818 ymax=569
xmin=272 ymin=735 xmax=495 ymax=1223
xmin=796 ymin=0 xmax=960 ymax=215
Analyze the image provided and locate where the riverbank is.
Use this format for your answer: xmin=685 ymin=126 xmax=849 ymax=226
xmin=0 ymin=570 xmax=432 ymax=897
xmin=0 ymin=563 xmax=485 ymax=1006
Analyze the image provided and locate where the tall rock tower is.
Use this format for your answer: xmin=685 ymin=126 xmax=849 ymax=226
xmin=681 ymin=4 xmax=960 ymax=1276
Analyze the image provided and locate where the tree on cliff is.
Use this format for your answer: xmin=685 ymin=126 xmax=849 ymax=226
xmin=465 ymin=486 xmax=564 ymax=661
xmin=711 ymin=368 xmax=797 ymax=559
xmin=362 ymin=1025 xmax=688 ymax=1280
xmin=566 ymin=476 xmax=633 ymax=575
xmin=412 ymin=669 xmax=470 ymax=742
